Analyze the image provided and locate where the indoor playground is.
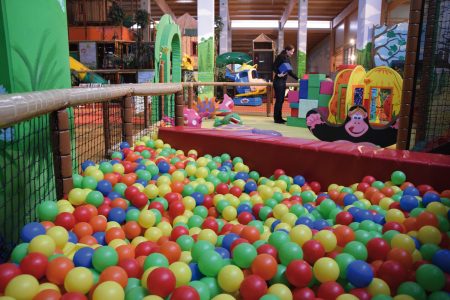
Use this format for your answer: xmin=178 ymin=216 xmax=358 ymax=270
xmin=0 ymin=1 xmax=450 ymax=300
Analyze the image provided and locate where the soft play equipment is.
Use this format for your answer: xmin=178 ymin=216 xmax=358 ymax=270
xmin=214 ymin=113 xmax=243 ymax=127
xmin=193 ymin=96 xmax=218 ymax=119
xmin=306 ymin=105 xmax=399 ymax=147
xmin=183 ymin=107 xmax=202 ymax=127
xmin=216 ymin=52 xmax=253 ymax=68
xmin=216 ymin=94 xmax=234 ymax=116
xmin=327 ymin=65 xmax=403 ymax=125
xmin=225 ymin=63 xmax=267 ymax=106
xmin=69 ymin=56 xmax=108 ymax=84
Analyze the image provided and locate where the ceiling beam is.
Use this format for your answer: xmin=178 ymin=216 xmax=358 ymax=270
xmin=154 ymin=0 xmax=176 ymax=21
xmin=332 ymin=0 xmax=357 ymax=28
xmin=279 ymin=0 xmax=296 ymax=29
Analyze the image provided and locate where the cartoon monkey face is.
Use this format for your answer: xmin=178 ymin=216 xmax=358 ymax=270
xmin=345 ymin=111 xmax=369 ymax=137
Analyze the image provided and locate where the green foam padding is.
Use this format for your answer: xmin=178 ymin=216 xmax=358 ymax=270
xmin=308 ymin=74 xmax=326 ymax=87
xmin=290 ymin=102 xmax=299 ymax=109
xmin=287 ymin=116 xmax=307 ymax=128
xmin=308 ymin=88 xmax=320 ymax=100
xmin=318 ymin=94 xmax=332 ymax=107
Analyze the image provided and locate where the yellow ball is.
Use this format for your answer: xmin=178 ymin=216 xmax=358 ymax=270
xmin=426 ymin=202 xmax=447 ymax=216
xmin=218 ymin=265 xmax=244 ymax=293
xmin=132 ymin=183 xmax=145 ymax=192
xmin=391 ymin=233 xmax=416 ymax=254
xmin=182 ymin=196 xmax=196 ymax=211
xmin=198 ymin=229 xmax=218 ymax=245
xmin=195 ymin=167 xmax=209 ymax=179
xmin=196 ymin=157 xmax=208 ymax=167
xmin=379 ymin=197 xmax=394 ymax=210
xmin=64 ymin=267 xmax=94 ymax=294
xmin=206 ymin=182 xmax=215 ymax=194
xmin=223 ymin=206 xmax=237 ymax=221
xmin=158 ymin=184 xmax=172 ymax=196
xmin=106 ymin=221 xmax=121 ymax=230
xmin=258 ymin=185 xmax=274 ymax=200
xmin=142 ymin=296 xmax=164 ymax=300
xmin=157 ymin=221 xmax=173 ymax=237
xmin=131 ymin=236 xmax=148 ymax=247
xmin=412 ymin=249 xmax=422 ymax=263
xmin=68 ymin=188 xmax=86 ymax=205
xmin=185 ymin=164 xmax=197 ymax=176
xmin=173 ymin=216 xmax=188 ymax=225
xmin=141 ymin=267 xmax=157 ymax=288
xmin=29 ymin=235 xmax=56 ymax=257
xmin=157 ymin=175 xmax=171 ymax=186
xmin=290 ymin=225 xmax=312 ymax=246
xmin=337 ymin=294 xmax=359 ymax=300
xmin=179 ymin=251 xmax=192 ymax=264
xmin=264 ymin=217 xmax=277 ymax=228
xmin=267 ymin=283 xmax=293 ymax=300
xmin=281 ymin=213 xmax=297 ymax=227
xmin=138 ymin=210 xmax=156 ymax=228
xmin=212 ymin=294 xmax=236 ymax=300
xmin=89 ymin=169 xmax=104 ymax=182
xmin=233 ymin=179 xmax=246 ymax=190
xmin=354 ymin=191 xmax=365 ymax=199
xmin=169 ymin=262 xmax=192 ymax=287
xmin=394 ymin=295 xmax=415 ymax=300
xmin=274 ymin=223 xmax=291 ymax=232
xmin=273 ymin=204 xmax=289 ymax=219
xmin=239 ymin=193 xmax=251 ymax=202
xmin=154 ymin=139 xmax=164 ymax=149
xmin=314 ymin=230 xmax=337 ymax=252
xmin=189 ymin=227 xmax=201 ymax=236
xmin=5 ymin=274 xmax=40 ymax=300
xmin=289 ymin=184 xmax=302 ymax=194
xmin=328 ymin=184 xmax=339 ymax=192
xmin=417 ymin=225 xmax=442 ymax=245
xmin=145 ymin=227 xmax=163 ymax=242
xmin=385 ymin=208 xmax=405 ymax=223
xmin=313 ymin=257 xmax=340 ymax=283
xmin=84 ymin=165 xmax=98 ymax=176
xmin=368 ymin=278 xmax=391 ymax=296
xmin=37 ymin=282 xmax=60 ymax=293
xmin=250 ymin=194 xmax=263 ymax=205
xmin=275 ymin=180 xmax=287 ymax=191
xmin=144 ymin=184 xmax=159 ymax=199
xmin=173 ymin=173 xmax=185 ymax=186
xmin=109 ymin=239 xmax=127 ymax=248
xmin=93 ymin=281 xmax=124 ymax=300
xmin=112 ymin=163 xmax=125 ymax=174
xmin=46 ymin=226 xmax=69 ymax=248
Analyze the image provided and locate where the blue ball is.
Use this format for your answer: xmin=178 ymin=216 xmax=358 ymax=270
xmin=97 ymin=180 xmax=113 ymax=196
xmin=403 ymin=186 xmax=420 ymax=197
xmin=68 ymin=231 xmax=78 ymax=243
xmin=222 ymin=162 xmax=233 ymax=169
xmin=312 ymin=219 xmax=329 ymax=230
xmin=135 ymin=179 xmax=148 ymax=186
xmin=432 ymin=249 xmax=450 ymax=273
xmin=217 ymin=166 xmax=228 ymax=172
xmin=107 ymin=191 xmax=122 ymax=200
xmin=347 ymin=260 xmax=374 ymax=287
xmin=222 ymin=233 xmax=239 ymax=251
xmin=151 ymin=174 xmax=159 ymax=181
xmin=108 ymin=207 xmax=126 ymax=224
xmin=348 ymin=207 xmax=361 ymax=216
xmin=295 ymin=216 xmax=313 ymax=227
xmin=422 ymin=192 xmax=441 ymax=206
xmin=135 ymin=165 xmax=146 ymax=171
xmin=303 ymin=203 xmax=314 ymax=212
xmin=20 ymin=222 xmax=46 ymax=242
xmin=215 ymin=247 xmax=231 ymax=259
xmin=189 ymin=262 xmax=203 ymax=280
xmin=237 ymin=204 xmax=252 ymax=215
xmin=354 ymin=209 xmax=373 ymax=222
xmin=157 ymin=161 xmax=170 ymax=173
xmin=293 ymin=175 xmax=306 ymax=186
xmin=110 ymin=160 xmax=120 ymax=165
xmin=119 ymin=142 xmax=130 ymax=149
xmin=400 ymin=195 xmax=419 ymax=212
xmin=244 ymin=181 xmax=258 ymax=193
xmin=235 ymin=172 xmax=249 ymax=181
xmin=73 ymin=247 xmax=95 ymax=268
xmin=411 ymin=237 xmax=421 ymax=249
xmin=344 ymin=194 xmax=358 ymax=206
xmin=270 ymin=220 xmax=281 ymax=232
xmin=93 ymin=232 xmax=106 ymax=245
xmin=81 ymin=160 xmax=96 ymax=171
xmin=372 ymin=214 xmax=386 ymax=225
xmin=191 ymin=192 xmax=204 ymax=206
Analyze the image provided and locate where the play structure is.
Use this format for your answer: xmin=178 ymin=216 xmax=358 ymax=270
xmin=69 ymin=57 xmax=108 ymax=84
xmin=225 ymin=63 xmax=267 ymax=106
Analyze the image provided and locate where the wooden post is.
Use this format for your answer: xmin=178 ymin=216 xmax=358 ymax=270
xmin=122 ymin=94 xmax=133 ymax=146
xmin=102 ymin=102 xmax=111 ymax=157
xmin=50 ymin=109 xmax=73 ymax=198
xmin=144 ymin=96 xmax=149 ymax=128
xmin=159 ymin=60 xmax=165 ymax=120
xmin=175 ymin=92 xmax=184 ymax=126
xmin=188 ymin=84 xmax=194 ymax=109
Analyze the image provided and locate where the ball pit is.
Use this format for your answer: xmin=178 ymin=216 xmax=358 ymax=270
xmin=1 ymin=135 xmax=449 ymax=300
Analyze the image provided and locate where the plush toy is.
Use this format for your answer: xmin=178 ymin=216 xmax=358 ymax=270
xmin=161 ymin=115 xmax=175 ymax=126
xmin=216 ymin=94 xmax=234 ymax=116
xmin=193 ymin=97 xmax=218 ymax=119
xmin=183 ymin=107 xmax=202 ymax=127
xmin=214 ymin=113 xmax=242 ymax=127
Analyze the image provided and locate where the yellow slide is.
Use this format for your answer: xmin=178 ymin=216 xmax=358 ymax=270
xmin=69 ymin=56 xmax=107 ymax=84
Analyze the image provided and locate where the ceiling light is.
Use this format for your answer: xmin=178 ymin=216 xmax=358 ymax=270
xmin=176 ymin=0 xmax=194 ymax=3
xmin=231 ymin=20 xmax=331 ymax=29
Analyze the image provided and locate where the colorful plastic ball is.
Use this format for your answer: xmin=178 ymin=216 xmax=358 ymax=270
xmin=0 ymin=263 xmax=22 ymax=293
xmin=285 ymin=260 xmax=312 ymax=288
xmin=169 ymin=262 xmax=191 ymax=287
xmin=37 ymin=201 xmax=59 ymax=222
xmin=313 ymin=257 xmax=340 ymax=283
xmin=343 ymin=241 xmax=367 ymax=261
xmin=279 ymin=242 xmax=303 ymax=266
xmin=147 ymin=267 xmax=176 ymax=298
xmin=415 ymin=264 xmax=445 ymax=292
xmin=18 ymin=252 xmax=47 ymax=280
xmin=46 ymin=256 xmax=75 ymax=285
xmin=346 ymin=260 xmax=373 ymax=288
xmin=4 ymin=274 xmax=40 ymax=300
xmin=251 ymin=254 xmax=278 ymax=280
xmin=93 ymin=281 xmax=124 ymax=300
xmin=267 ymin=283 xmax=292 ymax=300
xmin=289 ymin=225 xmax=312 ymax=246
xmin=20 ymin=222 xmax=46 ymax=242
xmin=422 ymin=192 xmax=441 ymax=206
xmin=238 ymin=275 xmax=267 ymax=300
xmin=28 ymin=235 xmax=55 ymax=257
xmin=432 ymin=249 xmax=450 ymax=273
xmin=232 ymin=243 xmax=257 ymax=268
xmin=334 ymin=253 xmax=355 ymax=280
xmin=73 ymin=247 xmax=95 ymax=268
xmin=170 ymin=286 xmax=200 ymax=300
xmin=367 ymin=238 xmax=390 ymax=261
xmin=403 ymin=186 xmax=420 ymax=197
xmin=396 ymin=281 xmax=426 ymax=300
xmin=391 ymin=171 xmax=406 ymax=185
xmin=367 ymin=278 xmax=391 ymax=297
xmin=303 ymin=240 xmax=325 ymax=265
xmin=218 ymin=265 xmax=244 ymax=293
xmin=198 ymin=250 xmax=224 ymax=277
xmin=108 ymin=207 xmax=126 ymax=224
xmin=92 ymin=246 xmax=118 ymax=272
xmin=417 ymin=225 xmax=442 ymax=245
xmin=64 ymin=267 xmax=94 ymax=294
xmin=317 ymin=281 xmax=345 ymax=300
xmin=314 ymin=230 xmax=337 ymax=252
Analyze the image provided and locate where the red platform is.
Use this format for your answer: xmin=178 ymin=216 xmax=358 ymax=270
xmin=159 ymin=127 xmax=450 ymax=192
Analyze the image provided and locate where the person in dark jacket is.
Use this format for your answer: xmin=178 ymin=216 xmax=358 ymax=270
xmin=272 ymin=44 xmax=299 ymax=124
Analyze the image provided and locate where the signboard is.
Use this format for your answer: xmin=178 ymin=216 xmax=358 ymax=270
xmin=137 ymin=70 xmax=155 ymax=83
xmin=79 ymin=42 xmax=97 ymax=69
xmin=299 ymin=99 xmax=318 ymax=118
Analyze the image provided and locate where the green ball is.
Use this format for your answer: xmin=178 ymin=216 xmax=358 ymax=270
xmin=396 ymin=281 xmax=426 ymax=300
xmin=198 ymin=250 xmax=224 ymax=277
xmin=248 ymin=220 xmax=264 ymax=234
xmin=301 ymin=190 xmax=316 ymax=203
xmin=420 ymin=243 xmax=440 ymax=261
xmin=150 ymin=209 xmax=162 ymax=224
xmin=349 ymin=222 xmax=359 ymax=231
xmin=90 ymin=268 xmax=100 ymax=285
xmin=192 ymin=240 xmax=214 ymax=262
xmin=217 ymin=171 xmax=230 ymax=183
xmin=195 ymin=184 xmax=209 ymax=195
xmin=111 ymin=151 xmax=123 ymax=159
xmin=260 ymin=295 xmax=280 ymax=300
xmin=382 ymin=230 xmax=399 ymax=244
xmin=200 ymin=277 xmax=221 ymax=298
xmin=144 ymin=253 xmax=169 ymax=270
xmin=153 ymin=197 xmax=168 ymax=210
xmin=391 ymin=170 xmax=406 ymax=185
xmin=220 ymin=153 xmax=231 ymax=162
xmin=279 ymin=242 xmax=303 ymax=265
xmin=141 ymin=150 xmax=151 ymax=159
xmin=416 ymin=264 xmax=445 ymax=292
xmin=437 ymin=215 xmax=449 ymax=232
xmin=319 ymin=199 xmax=336 ymax=217
xmin=359 ymin=220 xmax=377 ymax=232
xmin=125 ymin=286 xmax=148 ymax=300
xmin=188 ymin=215 xmax=204 ymax=228
xmin=146 ymin=164 xmax=159 ymax=176
xmin=372 ymin=296 xmax=393 ymax=300
xmin=232 ymin=157 xmax=243 ymax=165
xmin=372 ymin=180 xmax=385 ymax=190
xmin=81 ymin=176 xmax=97 ymax=189
xmin=232 ymin=243 xmax=257 ymax=268
xmin=206 ymin=161 xmax=218 ymax=170
xmin=125 ymin=278 xmax=142 ymax=293
xmin=86 ymin=190 xmax=104 ymax=207
xmin=268 ymin=230 xmax=291 ymax=251
xmin=194 ymin=206 xmax=208 ymax=218
xmin=92 ymin=246 xmax=118 ymax=272
xmin=136 ymin=170 xmax=152 ymax=181
xmin=265 ymin=199 xmax=278 ymax=208
xmin=72 ymin=174 xmax=83 ymax=188
xmin=99 ymin=162 xmax=113 ymax=174
xmin=113 ymin=182 xmax=127 ymax=196
xmin=335 ymin=253 xmax=355 ymax=279
xmin=249 ymin=171 xmax=260 ymax=181
xmin=216 ymin=235 xmax=224 ymax=247
xmin=341 ymin=187 xmax=353 ymax=194
xmin=258 ymin=206 xmax=272 ymax=221
xmin=355 ymin=230 xmax=372 ymax=245
xmin=343 ymin=241 xmax=367 ymax=260
xmin=216 ymin=200 xmax=230 ymax=213
xmin=273 ymin=192 xmax=284 ymax=203
xmin=290 ymin=204 xmax=307 ymax=217
xmin=428 ymin=291 xmax=450 ymax=300
xmin=177 ymin=235 xmax=195 ymax=251
xmin=37 ymin=200 xmax=59 ymax=221
xmin=189 ymin=280 xmax=210 ymax=300
xmin=269 ymin=264 xmax=289 ymax=285
xmin=126 ymin=209 xmax=140 ymax=222
xmin=11 ymin=243 xmax=29 ymax=264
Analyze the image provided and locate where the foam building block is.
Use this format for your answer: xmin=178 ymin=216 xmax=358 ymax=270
xmin=300 ymin=79 xmax=308 ymax=99
xmin=288 ymin=90 xmax=299 ymax=103
xmin=291 ymin=108 xmax=299 ymax=117
xmin=320 ymin=81 xmax=334 ymax=95
xmin=318 ymin=94 xmax=332 ymax=107
xmin=289 ymin=102 xmax=299 ymax=109
xmin=286 ymin=116 xmax=307 ymax=127
xmin=308 ymin=87 xmax=320 ymax=100
xmin=308 ymin=74 xmax=326 ymax=87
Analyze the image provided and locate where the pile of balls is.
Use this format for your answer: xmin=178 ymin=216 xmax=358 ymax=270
xmin=0 ymin=135 xmax=449 ymax=300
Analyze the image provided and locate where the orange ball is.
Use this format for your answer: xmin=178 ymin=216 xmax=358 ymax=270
xmin=416 ymin=211 xmax=439 ymax=228
xmin=41 ymin=221 xmax=55 ymax=230
xmin=72 ymin=222 xmax=94 ymax=239
xmin=90 ymin=215 xmax=107 ymax=232
xmin=116 ymin=244 xmax=135 ymax=261
xmin=231 ymin=224 xmax=244 ymax=235
xmin=79 ymin=235 xmax=98 ymax=245
xmin=387 ymin=248 xmax=413 ymax=270
xmin=403 ymin=217 xmax=418 ymax=232
xmin=123 ymin=221 xmax=142 ymax=240
xmin=159 ymin=241 xmax=181 ymax=264
xmin=111 ymin=198 xmax=128 ymax=210
xmin=33 ymin=289 xmax=61 ymax=300
xmin=171 ymin=181 xmax=185 ymax=194
xmin=104 ymin=173 xmax=119 ymax=185
xmin=328 ymin=190 xmax=340 ymax=201
xmin=99 ymin=266 xmax=128 ymax=288
xmin=83 ymin=204 xmax=98 ymax=217
xmin=370 ymin=192 xmax=385 ymax=205
xmin=400 ymin=182 xmax=414 ymax=190
xmin=136 ymin=255 xmax=147 ymax=269
xmin=334 ymin=225 xmax=355 ymax=247
xmin=46 ymin=256 xmax=74 ymax=285
xmin=364 ymin=187 xmax=379 ymax=200
xmin=121 ymin=174 xmax=136 ymax=186
xmin=380 ymin=187 xmax=394 ymax=197
xmin=251 ymin=254 xmax=278 ymax=280
xmin=105 ymin=227 xmax=126 ymax=244
xmin=240 ymin=226 xmax=261 ymax=244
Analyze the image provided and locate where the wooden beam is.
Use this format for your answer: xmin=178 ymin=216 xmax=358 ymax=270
xmin=280 ymin=0 xmax=296 ymax=29
xmin=154 ymin=0 xmax=176 ymax=20
xmin=332 ymin=0 xmax=358 ymax=28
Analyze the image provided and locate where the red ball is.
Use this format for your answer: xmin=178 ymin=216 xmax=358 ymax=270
xmin=293 ymin=287 xmax=315 ymax=300
xmin=60 ymin=292 xmax=88 ymax=300
xmin=171 ymin=225 xmax=189 ymax=241
xmin=252 ymin=204 xmax=264 ymax=219
xmin=131 ymin=192 xmax=148 ymax=209
xmin=302 ymin=240 xmax=325 ymax=265
xmin=202 ymin=218 xmax=219 ymax=233
xmin=273 ymin=169 xmax=285 ymax=179
xmin=367 ymin=238 xmax=390 ymax=262
xmin=147 ymin=267 xmax=176 ymax=297
xmin=19 ymin=252 xmax=48 ymax=279
xmin=165 ymin=192 xmax=182 ymax=204
xmin=0 ymin=263 xmax=21 ymax=293
xmin=170 ymin=286 xmax=200 ymax=300
xmin=256 ymin=244 xmax=278 ymax=260
xmin=251 ymin=254 xmax=278 ymax=280
xmin=377 ymin=260 xmax=408 ymax=290
xmin=202 ymin=195 xmax=214 ymax=208
xmin=356 ymin=182 xmax=370 ymax=192
xmin=237 ymin=212 xmax=254 ymax=225
xmin=149 ymin=201 xmax=165 ymax=214
xmin=33 ymin=289 xmax=61 ymax=300
xmin=124 ymin=186 xmax=140 ymax=200
xmin=54 ymin=212 xmax=76 ymax=230
xmin=382 ymin=222 xmax=405 ymax=233
xmin=286 ymin=260 xmax=313 ymax=287
xmin=135 ymin=241 xmax=159 ymax=257
xmin=362 ymin=176 xmax=376 ymax=184
xmin=216 ymin=183 xmax=229 ymax=195
xmin=335 ymin=211 xmax=353 ymax=225
xmin=309 ymin=181 xmax=321 ymax=194
xmin=350 ymin=288 xmax=371 ymax=300
xmin=159 ymin=241 xmax=181 ymax=264
xmin=118 ymin=258 xmax=143 ymax=278
xmin=169 ymin=201 xmax=185 ymax=218
xmin=239 ymin=274 xmax=268 ymax=300
xmin=73 ymin=206 xmax=92 ymax=222
xmin=97 ymin=203 xmax=111 ymax=217
xmin=229 ymin=186 xmax=242 ymax=197
xmin=317 ymin=282 xmax=344 ymax=300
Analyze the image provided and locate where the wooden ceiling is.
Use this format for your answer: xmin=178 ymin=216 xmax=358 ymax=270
xmin=104 ymin=0 xmax=353 ymax=52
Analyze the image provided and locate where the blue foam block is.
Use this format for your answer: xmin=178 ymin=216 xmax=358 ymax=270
xmin=300 ymin=79 xmax=308 ymax=99
xmin=234 ymin=96 xmax=262 ymax=106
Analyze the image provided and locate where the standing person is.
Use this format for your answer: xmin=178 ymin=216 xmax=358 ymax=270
xmin=272 ymin=44 xmax=299 ymax=124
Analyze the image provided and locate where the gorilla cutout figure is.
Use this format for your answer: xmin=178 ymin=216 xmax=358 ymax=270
xmin=306 ymin=105 xmax=399 ymax=147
